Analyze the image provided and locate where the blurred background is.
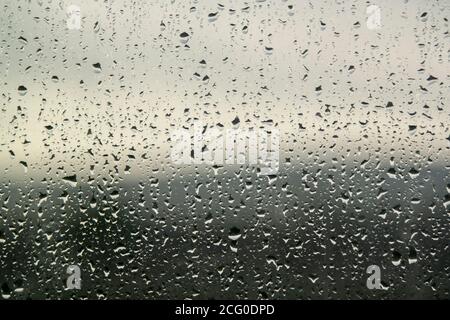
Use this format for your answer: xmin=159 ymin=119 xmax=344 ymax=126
xmin=0 ymin=0 xmax=449 ymax=299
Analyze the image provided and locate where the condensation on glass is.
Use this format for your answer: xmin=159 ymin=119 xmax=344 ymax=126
xmin=0 ymin=0 xmax=449 ymax=299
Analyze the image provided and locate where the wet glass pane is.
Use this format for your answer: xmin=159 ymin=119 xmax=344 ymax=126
xmin=0 ymin=0 xmax=449 ymax=299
